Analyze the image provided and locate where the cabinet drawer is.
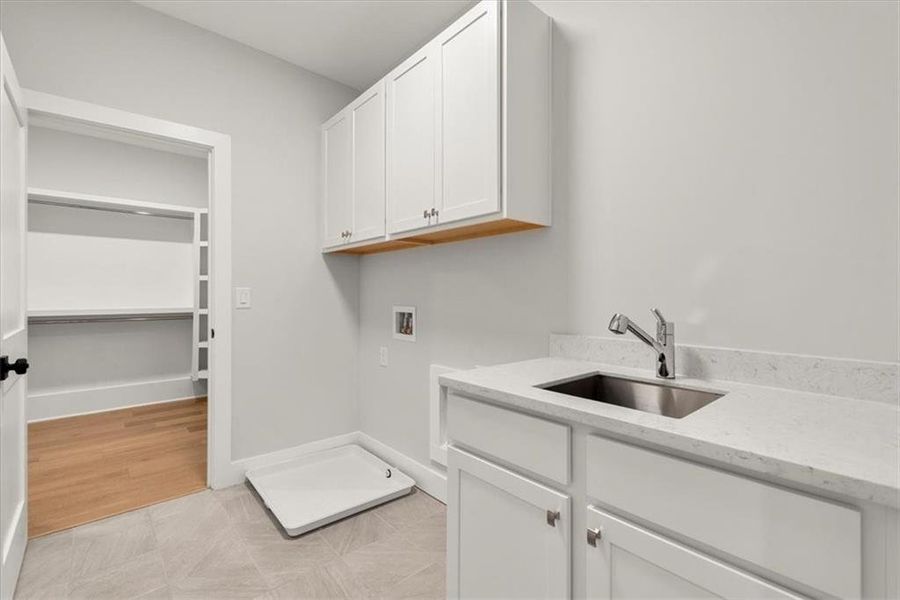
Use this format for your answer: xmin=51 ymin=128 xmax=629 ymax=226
xmin=447 ymin=392 xmax=570 ymax=484
xmin=586 ymin=435 xmax=860 ymax=599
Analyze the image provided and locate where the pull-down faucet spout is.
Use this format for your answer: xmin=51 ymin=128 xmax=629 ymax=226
xmin=608 ymin=308 xmax=675 ymax=379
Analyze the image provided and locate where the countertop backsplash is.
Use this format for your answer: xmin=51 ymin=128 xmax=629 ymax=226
xmin=549 ymin=334 xmax=899 ymax=405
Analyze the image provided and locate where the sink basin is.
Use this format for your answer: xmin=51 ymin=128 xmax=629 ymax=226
xmin=539 ymin=373 xmax=723 ymax=419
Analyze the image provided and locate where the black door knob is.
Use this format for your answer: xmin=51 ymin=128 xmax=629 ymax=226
xmin=0 ymin=355 xmax=29 ymax=381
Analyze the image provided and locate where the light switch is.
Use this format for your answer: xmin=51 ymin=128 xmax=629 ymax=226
xmin=379 ymin=346 xmax=389 ymax=367
xmin=235 ymin=287 xmax=252 ymax=309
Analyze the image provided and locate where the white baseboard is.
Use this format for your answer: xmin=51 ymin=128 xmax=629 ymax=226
xmin=28 ymin=376 xmax=204 ymax=422
xmin=234 ymin=432 xmax=360 ymax=474
xmin=220 ymin=431 xmax=447 ymax=503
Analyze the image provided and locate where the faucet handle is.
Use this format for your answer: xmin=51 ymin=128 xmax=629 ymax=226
xmin=650 ymin=307 xmax=667 ymax=325
xmin=650 ymin=308 xmax=673 ymax=342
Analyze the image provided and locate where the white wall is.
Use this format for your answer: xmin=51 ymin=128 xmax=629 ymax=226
xmin=358 ymin=1 xmax=900 ymax=467
xmin=28 ymin=205 xmax=195 ymax=312
xmin=3 ymin=0 xmax=896 ymax=470
xmin=29 ymin=127 xmax=209 ymax=207
xmin=1 ymin=0 xmax=360 ymax=457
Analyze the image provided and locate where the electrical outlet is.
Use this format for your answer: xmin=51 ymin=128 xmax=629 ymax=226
xmin=379 ymin=346 xmax=389 ymax=367
xmin=235 ymin=287 xmax=252 ymax=309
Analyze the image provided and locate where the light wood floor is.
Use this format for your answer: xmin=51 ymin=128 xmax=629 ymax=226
xmin=28 ymin=398 xmax=207 ymax=538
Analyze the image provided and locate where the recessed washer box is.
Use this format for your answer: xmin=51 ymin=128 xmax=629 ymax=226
xmin=246 ymin=444 xmax=414 ymax=536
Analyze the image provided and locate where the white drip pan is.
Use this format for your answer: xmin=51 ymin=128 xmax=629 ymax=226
xmin=246 ymin=444 xmax=414 ymax=536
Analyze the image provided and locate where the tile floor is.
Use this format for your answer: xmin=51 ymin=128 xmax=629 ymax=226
xmin=14 ymin=484 xmax=446 ymax=600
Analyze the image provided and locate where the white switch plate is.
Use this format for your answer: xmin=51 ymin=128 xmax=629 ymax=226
xmin=235 ymin=287 xmax=252 ymax=309
xmin=379 ymin=346 xmax=389 ymax=367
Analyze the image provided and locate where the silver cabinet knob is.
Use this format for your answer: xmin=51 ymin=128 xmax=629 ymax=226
xmin=430 ymin=208 xmax=439 ymax=217
xmin=587 ymin=528 xmax=602 ymax=546
xmin=546 ymin=510 xmax=560 ymax=527
xmin=423 ymin=209 xmax=429 ymax=219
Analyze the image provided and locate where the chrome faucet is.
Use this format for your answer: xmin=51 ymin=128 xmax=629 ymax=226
xmin=608 ymin=308 xmax=675 ymax=379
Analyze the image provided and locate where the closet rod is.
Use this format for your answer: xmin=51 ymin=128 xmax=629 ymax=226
xmin=29 ymin=314 xmax=193 ymax=325
xmin=29 ymin=198 xmax=195 ymax=220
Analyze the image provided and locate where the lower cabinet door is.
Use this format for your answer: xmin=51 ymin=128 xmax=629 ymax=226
xmin=585 ymin=507 xmax=805 ymax=600
xmin=447 ymin=446 xmax=570 ymax=599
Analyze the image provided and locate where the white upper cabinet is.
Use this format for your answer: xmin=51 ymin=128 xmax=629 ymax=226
xmin=433 ymin=0 xmax=500 ymax=226
xmin=322 ymin=0 xmax=551 ymax=253
xmin=350 ymin=81 xmax=386 ymax=243
xmin=386 ymin=46 xmax=437 ymax=235
xmin=321 ymin=81 xmax=386 ymax=249
xmin=321 ymin=112 xmax=353 ymax=248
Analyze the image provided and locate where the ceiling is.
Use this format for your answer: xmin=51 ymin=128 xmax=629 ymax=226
xmin=134 ymin=0 xmax=475 ymax=90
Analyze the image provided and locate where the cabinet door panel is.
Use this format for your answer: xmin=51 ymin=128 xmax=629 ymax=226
xmin=351 ymin=82 xmax=386 ymax=242
xmin=585 ymin=507 xmax=805 ymax=600
xmin=387 ymin=47 xmax=435 ymax=234
xmin=448 ymin=447 xmax=569 ymax=599
xmin=435 ymin=0 xmax=500 ymax=225
xmin=321 ymin=113 xmax=352 ymax=248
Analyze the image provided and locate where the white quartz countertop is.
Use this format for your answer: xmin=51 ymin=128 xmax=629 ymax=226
xmin=439 ymin=358 xmax=900 ymax=509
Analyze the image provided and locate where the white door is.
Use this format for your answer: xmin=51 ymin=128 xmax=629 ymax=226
xmin=447 ymin=447 xmax=570 ymax=599
xmin=585 ymin=507 xmax=805 ymax=600
xmin=386 ymin=45 xmax=436 ymax=235
xmin=0 ymin=34 xmax=29 ymax=600
xmin=434 ymin=0 xmax=500 ymax=226
xmin=321 ymin=111 xmax=353 ymax=248
xmin=350 ymin=80 xmax=386 ymax=243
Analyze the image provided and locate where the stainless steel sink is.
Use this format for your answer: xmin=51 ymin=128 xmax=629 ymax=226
xmin=539 ymin=374 xmax=723 ymax=419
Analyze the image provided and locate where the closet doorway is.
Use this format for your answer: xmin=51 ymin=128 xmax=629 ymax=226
xmin=20 ymin=92 xmax=232 ymax=537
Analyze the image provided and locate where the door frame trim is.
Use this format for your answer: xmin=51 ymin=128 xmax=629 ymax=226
xmin=22 ymin=90 xmax=235 ymax=489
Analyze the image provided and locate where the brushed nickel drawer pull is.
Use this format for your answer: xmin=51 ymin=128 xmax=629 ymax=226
xmin=587 ymin=527 xmax=602 ymax=546
xmin=546 ymin=510 xmax=560 ymax=527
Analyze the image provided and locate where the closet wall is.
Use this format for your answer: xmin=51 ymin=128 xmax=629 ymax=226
xmin=27 ymin=127 xmax=208 ymax=421
xmin=1 ymin=0 xmax=359 ymax=458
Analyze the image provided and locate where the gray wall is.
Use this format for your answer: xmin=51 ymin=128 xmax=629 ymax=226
xmin=3 ymin=1 xmax=897 ymax=471
xmin=358 ymin=1 xmax=900 ymax=467
xmin=1 ymin=0 xmax=360 ymax=458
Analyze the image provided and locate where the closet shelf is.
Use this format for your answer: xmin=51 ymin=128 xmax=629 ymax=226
xmin=29 ymin=307 xmax=193 ymax=324
xmin=28 ymin=188 xmax=205 ymax=220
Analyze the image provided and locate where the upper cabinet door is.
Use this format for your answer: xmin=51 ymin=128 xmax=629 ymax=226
xmin=386 ymin=45 xmax=436 ymax=235
xmin=321 ymin=112 xmax=353 ymax=248
xmin=434 ymin=0 xmax=500 ymax=225
xmin=350 ymin=81 xmax=386 ymax=243
xmin=585 ymin=507 xmax=805 ymax=600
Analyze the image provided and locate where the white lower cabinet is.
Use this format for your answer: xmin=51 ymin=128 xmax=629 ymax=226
xmin=447 ymin=446 xmax=570 ymax=599
xmin=443 ymin=392 xmax=883 ymax=599
xmin=585 ymin=506 xmax=804 ymax=600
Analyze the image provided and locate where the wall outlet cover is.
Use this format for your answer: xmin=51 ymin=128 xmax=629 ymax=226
xmin=235 ymin=287 xmax=252 ymax=309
